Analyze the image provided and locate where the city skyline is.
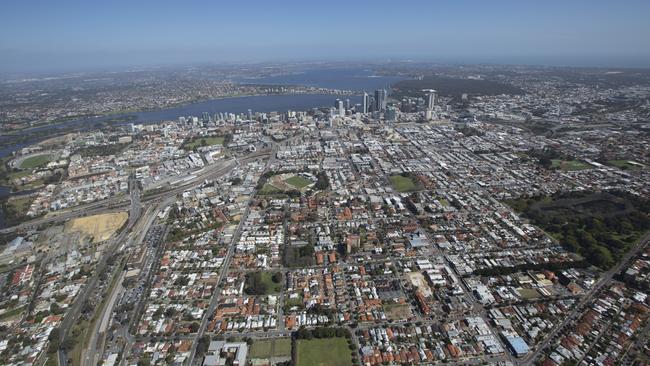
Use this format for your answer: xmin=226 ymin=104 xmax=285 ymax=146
xmin=1 ymin=0 xmax=650 ymax=73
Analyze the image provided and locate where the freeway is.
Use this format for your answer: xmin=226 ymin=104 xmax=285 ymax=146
xmin=521 ymin=231 xmax=650 ymax=365
xmin=0 ymin=150 xmax=270 ymax=235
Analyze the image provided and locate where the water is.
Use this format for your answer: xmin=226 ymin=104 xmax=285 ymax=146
xmin=236 ymin=67 xmax=404 ymax=91
xmin=0 ymin=68 xmax=405 ymax=227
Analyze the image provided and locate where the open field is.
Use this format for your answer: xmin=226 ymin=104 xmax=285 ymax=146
xmin=249 ymin=338 xmax=291 ymax=359
xmin=6 ymin=196 xmax=33 ymax=213
xmin=19 ymin=154 xmax=53 ymax=169
xmin=551 ymin=159 xmax=592 ymax=171
xmin=183 ymin=136 xmax=224 ymax=150
xmin=389 ymin=175 xmax=418 ymax=192
xmin=65 ymin=212 xmax=128 ymax=242
xmin=295 ymin=338 xmax=352 ymax=366
xmin=607 ymin=159 xmax=646 ymax=170
xmin=383 ymin=302 xmax=413 ymax=320
xmin=259 ymin=183 xmax=281 ymax=195
xmin=284 ymin=175 xmax=312 ymax=189
xmin=244 ymin=271 xmax=283 ymax=295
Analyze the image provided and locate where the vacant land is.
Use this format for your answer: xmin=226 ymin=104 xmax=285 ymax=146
xmin=551 ymin=159 xmax=592 ymax=171
xmin=295 ymin=338 xmax=352 ymax=366
xmin=19 ymin=154 xmax=52 ymax=169
xmin=249 ymin=338 xmax=291 ymax=360
xmin=65 ymin=212 xmax=128 ymax=243
xmin=383 ymin=303 xmax=413 ymax=320
xmin=285 ymin=175 xmax=312 ymax=189
xmin=183 ymin=136 xmax=224 ymax=150
xmin=390 ymin=175 xmax=418 ymax=192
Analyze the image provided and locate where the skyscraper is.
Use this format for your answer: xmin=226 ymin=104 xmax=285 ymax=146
xmin=423 ymin=89 xmax=436 ymax=110
xmin=375 ymin=89 xmax=387 ymax=111
xmin=362 ymin=92 xmax=370 ymax=113
xmin=336 ymin=99 xmax=345 ymax=116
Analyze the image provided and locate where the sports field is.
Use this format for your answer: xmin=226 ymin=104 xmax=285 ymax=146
xmin=389 ymin=175 xmax=418 ymax=192
xmin=295 ymin=338 xmax=352 ymax=366
xmin=19 ymin=154 xmax=52 ymax=169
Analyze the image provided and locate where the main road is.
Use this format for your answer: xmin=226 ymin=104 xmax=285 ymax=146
xmin=0 ymin=150 xmax=270 ymax=235
xmin=520 ymin=231 xmax=650 ymax=365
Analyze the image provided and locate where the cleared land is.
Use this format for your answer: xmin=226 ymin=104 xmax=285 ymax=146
xmin=249 ymin=338 xmax=291 ymax=359
xmin=65 ymin=212 xmax=128 ymax=243
xmin=19 ymin=154 xmax=52 ymax=169
xmin=551 ymin=159 xmax=592 ymax=171
xmin=183 ymin=136 xmax=224 ymax=150
xmin=389 ymin=175 xmax=418 ymax=192
xmin=295 ymin=338 xmax=353 ymax=366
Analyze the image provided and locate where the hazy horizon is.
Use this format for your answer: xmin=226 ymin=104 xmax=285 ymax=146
xmin=1 ymin=0 xmax=650 ymax=73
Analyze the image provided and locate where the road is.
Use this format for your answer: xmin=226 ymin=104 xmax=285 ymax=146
xmin=521 ymin=231 xmax=650 ymax=365
xmin=0 ymin=150 xmax=270 ymax=236
xmin=56 ymin=173 xmax=144 ymax=366
xmin=186 ymin=203 xmax=253 ymax=366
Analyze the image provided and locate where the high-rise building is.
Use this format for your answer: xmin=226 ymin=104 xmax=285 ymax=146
xmin=385 ymin=105 xmax=397 ymax=121
xmin=336 ymin=99 xmax=345 ymax=116
xmin=345 ymin=98 xmax=350 ymax=111
xmin=362 ymin=92 xmax=370 ymax=113
xmin=423 ymin=89 xmax=436 ymax=110
xmin=375 ymin=89 xmax=387 ymax=111
xmin=202 ymin=112 xmax=210 ymax=123
xmin=248 ymin=109 xmax=253 ymax=121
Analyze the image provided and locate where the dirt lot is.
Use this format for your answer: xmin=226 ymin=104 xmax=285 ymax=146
xmin=65 ymin=212 xmax=128 ymax=243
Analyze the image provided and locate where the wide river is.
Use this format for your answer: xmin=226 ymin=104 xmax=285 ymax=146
xmin=0 ymin=68 xmax=404 ymax=226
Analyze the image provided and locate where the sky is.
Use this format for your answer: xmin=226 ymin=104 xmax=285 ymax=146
xmin=1 ymin=0 xmax=649 ymax=72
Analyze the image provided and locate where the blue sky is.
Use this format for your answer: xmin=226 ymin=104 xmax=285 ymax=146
xmin=1 ymin=0 xmax=649 ymax=72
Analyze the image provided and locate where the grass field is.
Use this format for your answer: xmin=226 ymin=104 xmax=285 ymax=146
xmin=6 ymin=196 xmax=33 ymax=213
xmin=259 ymin=183 xmax=281 ymax=195
xmin=65 ymin=212 xmax=128 ymax=242
xmin=284 ymin=175 xmax=312 ymax=189
xmin=249 ymin=338 xmax=292 ymax=359
xmin=551 ymin=159 xmax=592 ymax=171
xmin=184 ymin=136 xmax=224 ymax=150
xmin=19 ymin=154 xmax=52 ymax=169
xmin=608 ymin=159 xmax=646 ymax=170
xmin=295 ymin=338 xmax=353 ymax=366
xmin=389 ymin=175 xmax=418 ymax=192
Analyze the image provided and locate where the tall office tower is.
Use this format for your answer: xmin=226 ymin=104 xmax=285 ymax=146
xmin=385 ymin=105 xmax=397 ymax=121
xmin=336 ymin=99 xmax=345 ymax=116
xmin=423 ymin=89 xmax=436 ymax=110
xmin=362 ymin=92 xmax=370 ymax=113
xmin=248 ymin=109 xmax=253 ymax=121
xmin=345 ymin=98 xmax=350 ymax=111
xmin=202 ymin=112 xmax=210 ymax=123
xmin=375 ymin=89 xmax=387 ymax=111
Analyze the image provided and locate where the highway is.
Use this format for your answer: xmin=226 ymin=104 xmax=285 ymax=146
xmin=0 ymin=150 xmax=269 ymax=236
xmin=73 ymin=151 xmax=267 ymax=365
